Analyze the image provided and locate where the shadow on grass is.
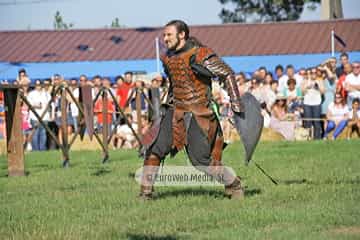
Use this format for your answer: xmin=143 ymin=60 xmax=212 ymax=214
xmin=0 ymin=170 xmax=30 ymax=178
xmin=280 ymin=179 xmax=308 ymax=185
xmin=127 ymin=233 xmax=177 ymax=240
xmin=156 ymin=187 xmax=261 ymax=199
xmin=91 ymin=168 xmax=111 ymax=176
xmin=279 ymin=178 xmax=360 ymax=185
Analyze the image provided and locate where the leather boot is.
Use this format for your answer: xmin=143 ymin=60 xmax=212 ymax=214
xmin=225 ymin=176 xmax=244 ymax=199
xmin=138 ymin=154 xmax=160 ymax=200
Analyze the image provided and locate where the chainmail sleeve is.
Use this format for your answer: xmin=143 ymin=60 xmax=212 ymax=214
xmin=195 ymin=47 xmax=243 ymax=113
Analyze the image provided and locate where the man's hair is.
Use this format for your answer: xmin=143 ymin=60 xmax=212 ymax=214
xmin=115 ymin=75 xmax=124 ymax=81
xmin=286 ymin=64 xmax=294 ymax=70
xmin=353 ymin=98 xmax=360 ymax=104
xmin=275 ymin=65 xmax=283 ymax=72
xmin=259 ymin=66 xmax=267 ymax=72
xmin=18 ymin=68 xmax=26 ymax=74
xmin=124 ymin=71 xmax=133 ymax=76
xmin=340 ymin=52 xmax=348 ymax=59
xmin=165 ymin=20 xmax=190 ymax=40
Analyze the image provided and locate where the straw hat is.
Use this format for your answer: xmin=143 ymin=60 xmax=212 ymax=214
xmin=275 ymin=93 xmax=287 ymax=101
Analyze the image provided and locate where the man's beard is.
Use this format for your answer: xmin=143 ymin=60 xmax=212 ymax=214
xmin=167 ymin=35 xmax=181 ymax=51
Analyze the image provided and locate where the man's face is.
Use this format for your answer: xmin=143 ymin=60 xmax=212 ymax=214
xmin=35 ymin=82 xmax=42 ymax=91
xmin=102 ymin=79 xmax=111 ymax=88
xmin=352 ymin=63 xmax=360 ymax=76
xmin=116 ymin=78 xmax=123 ymax=87
xmin=344 ymin=63 xmax=352 ymax=74
xmin=341 ymin=56 xmax=349 ymax=66
xmin=259 ymin=69 xmax=266 ymax=79
xmin=94 ymin=77 xmax=101 ymax=87
xmin=287 ymin=68 xmax=294 ymax=77
xmin=44 ymin=80 xmax=50 ymax=89
xmin=163 ymin=25 xmax=183 ymax=51
xmin=124 ymin=74 xmax=132 ymax=83
xmin=276 ymin=69 xmax=283 ymax=77
xmin=79 ymin=76 xmax=87 ymax=86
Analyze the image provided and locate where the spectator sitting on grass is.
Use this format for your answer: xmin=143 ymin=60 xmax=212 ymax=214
xmin=323 ymin=93 xmax=349 ymax=140
xmin=347 ymin=98 xmax=360 ymax=139
xmin=269 ymin=93 xmax=296 ymax=140
xmin=116 ymin=114 xmax=138 ymax=149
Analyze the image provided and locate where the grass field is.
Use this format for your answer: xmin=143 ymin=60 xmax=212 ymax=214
xmin=0 ymin=140 xmax=359 ymax=240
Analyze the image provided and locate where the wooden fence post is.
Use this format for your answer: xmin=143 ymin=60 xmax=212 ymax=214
xmin=3 ymin=86 xmax=25 ymax=176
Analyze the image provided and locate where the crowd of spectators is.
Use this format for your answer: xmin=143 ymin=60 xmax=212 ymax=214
xmin=226 ymin=52 xmax=360 ymax=141
xmin=0 ymin=52 xmax=359 ymax=151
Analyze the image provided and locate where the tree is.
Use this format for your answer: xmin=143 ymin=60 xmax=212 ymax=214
xmin=53 ymin=11 xmax=74 ymax=30
xmin=111 ymin=17 xmax=120 ymax=28
xmin=110 ymin=17 xmax=126 ymax=28
xmin=218 ymin=0 xmax=320 ymax=23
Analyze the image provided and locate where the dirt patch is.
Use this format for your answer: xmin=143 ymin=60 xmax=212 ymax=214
xmin=329 ymin=226 xmax=360 ymax=235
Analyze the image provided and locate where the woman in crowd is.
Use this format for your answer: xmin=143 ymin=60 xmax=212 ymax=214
xmin=323 ymin=93 xmax=349 ymax=139
xmin=319 ymin=59 xmax=338 ymax=119
xmin=236 ymin=72 xmax=248 ymax=96
xmin=269 ymin=94 xmax=296 ymax=140
xmin=261 ymin=72 xmax=276 ymax=112
xmin=301 ymin=67 xmax=325 ymax=139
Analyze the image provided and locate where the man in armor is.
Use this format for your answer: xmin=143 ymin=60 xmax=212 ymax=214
xmin=139 ymin=20 xmax=247 ymax=200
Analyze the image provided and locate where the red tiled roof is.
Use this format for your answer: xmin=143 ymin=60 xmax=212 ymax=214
xmin=0 ymin=19 xmax=359 ymax=63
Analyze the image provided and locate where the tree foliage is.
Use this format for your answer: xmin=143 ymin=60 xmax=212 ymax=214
xmin=111 ymin=18 xmax=120 ymax=28
xmin=54 ymin=11 xmax=74 ymax=30
xmin=218 ymin=0 xmax=320 ymax=23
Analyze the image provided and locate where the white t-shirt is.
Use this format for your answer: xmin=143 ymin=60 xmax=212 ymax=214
xmin=294 ymin=73 xmax=304 ymax=88
xmin=117 ymin=123 xmax=138 ymax=141
xmin=27 ymin=89 xmax=51 ymax=121
xmin=344 ymin=73 xmax=360 ymax=98
xmin=277 ymin=75 xmax=288 ymax=92
xmin=303 ymin=80 xmax=322 ymax=106
xmin=71 ymin=88 xmax=80 ymax=117
xmin=327 ymin=102 xmax=349 ymax=121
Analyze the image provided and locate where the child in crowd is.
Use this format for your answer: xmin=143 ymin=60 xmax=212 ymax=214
xmin=347 ymin=98 xmax=360 ymax=139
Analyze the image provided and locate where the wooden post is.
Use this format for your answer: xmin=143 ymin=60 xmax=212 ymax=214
xmin=5 ymin=88 xmax=25 ymax=176
xmin=102 ymin=88 xmax=109 ymax=163
xmin=135 ymin=87 xmax=142 ymax=138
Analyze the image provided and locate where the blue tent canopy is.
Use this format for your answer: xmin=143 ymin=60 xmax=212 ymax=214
xmin=1 ymin=51 xmax=359 ymax=82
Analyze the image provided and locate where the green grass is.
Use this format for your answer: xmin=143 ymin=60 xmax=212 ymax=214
xmin=0 ymin=140 xmax=360 ymax=240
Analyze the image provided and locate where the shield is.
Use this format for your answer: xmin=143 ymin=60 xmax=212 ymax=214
xmin=233 ymin=92 xmax=264 ymax=165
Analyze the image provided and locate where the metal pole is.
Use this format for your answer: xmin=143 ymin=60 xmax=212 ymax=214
xmin=155 ymin=37 xmax=160 ymax=73
xmin=102 ymin=88 xmax=109 ymax=163
xmin=331 ymin=30 xmax=335 ymax=57
xmin=135 ymin=87 xmax=142 ymax=138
